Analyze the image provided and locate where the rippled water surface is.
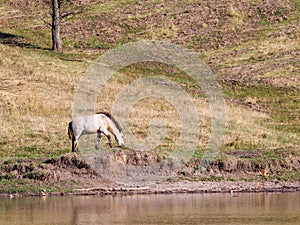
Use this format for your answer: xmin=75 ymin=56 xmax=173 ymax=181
xmin=1 ymin=192 xmax=299 ymax=225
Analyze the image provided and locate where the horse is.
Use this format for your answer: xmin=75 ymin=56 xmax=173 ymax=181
xmin=68 ymin=112 xmax=124 ymax=152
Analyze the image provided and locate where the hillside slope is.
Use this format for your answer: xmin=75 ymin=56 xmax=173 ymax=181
xmin=0 ymin=0 xmax=299 ymax=188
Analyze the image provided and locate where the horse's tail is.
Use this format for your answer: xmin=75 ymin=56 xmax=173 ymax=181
xmin=68 ymin=122 xmax=73 ymax=140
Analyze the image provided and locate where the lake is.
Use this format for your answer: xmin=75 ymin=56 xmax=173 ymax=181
xmin=0 ymin=192 xmax=299 ymax=225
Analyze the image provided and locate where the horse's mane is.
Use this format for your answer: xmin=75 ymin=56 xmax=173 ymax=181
xmin=96 ymin=111 xmax=122 ymax=132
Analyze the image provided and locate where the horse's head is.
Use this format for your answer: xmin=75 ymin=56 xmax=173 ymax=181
xmin=116 ymin=131 xmax=124 ymax=147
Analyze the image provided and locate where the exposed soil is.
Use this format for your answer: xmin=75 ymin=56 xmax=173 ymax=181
xmin=1 ymin=151 xmax=299 ymax=197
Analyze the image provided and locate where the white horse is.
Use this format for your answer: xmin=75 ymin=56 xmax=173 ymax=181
xmin=68 ymin=112 xmax=124 ymax=152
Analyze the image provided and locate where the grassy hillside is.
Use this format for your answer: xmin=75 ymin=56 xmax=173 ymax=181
xmin=0 ymin=0 xmax=299 ymax=163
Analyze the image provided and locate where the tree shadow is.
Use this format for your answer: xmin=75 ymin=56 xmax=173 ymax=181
xmin=0 ymin=31 xmax=50 ymax=50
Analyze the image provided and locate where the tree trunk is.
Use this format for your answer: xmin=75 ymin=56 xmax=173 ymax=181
xmin=51 ymin=0 xmax=62 ymax=51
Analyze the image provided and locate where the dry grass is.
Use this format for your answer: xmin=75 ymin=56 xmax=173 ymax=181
xmin=224 ymin=102 xmax=300 ymax=151
xmin=0 ymin=42 xmax=299 ymax=159
xmin=0 ymin=44 xmax=87 ymax=158
xmin=211 ymin=21 xmax=300 ymax=88
xmin=0 ymin=0 xmax=299 ymax=160
xmin=92 ymin=63 xmax=299 ymax=157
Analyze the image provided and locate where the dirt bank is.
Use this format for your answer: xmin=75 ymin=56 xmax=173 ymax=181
xmin=0 ymin=151 xmax=299 ymax=197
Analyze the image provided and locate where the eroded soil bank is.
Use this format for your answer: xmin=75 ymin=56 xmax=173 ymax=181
xmin=0 ymin=151 xmax=299 ymax=197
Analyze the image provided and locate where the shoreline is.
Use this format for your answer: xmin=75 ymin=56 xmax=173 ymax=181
xmin=1 ymin=153 xmax=299 ymax=198
xmin=1 ymin=180 xmax=299 ymax=198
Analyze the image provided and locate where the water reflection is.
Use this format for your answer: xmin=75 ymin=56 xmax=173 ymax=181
xmin=0 ymin=192 xmax=299 ymax=225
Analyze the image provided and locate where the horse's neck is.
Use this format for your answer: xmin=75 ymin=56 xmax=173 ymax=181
xmin=111 ymin=124 xmax=122 ymax=140
xmin=111 ymin=124 xmax=120 ymax=136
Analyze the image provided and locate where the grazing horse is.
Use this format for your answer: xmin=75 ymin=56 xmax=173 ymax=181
xmin=68 ymin=112 xmax=124 ymax=152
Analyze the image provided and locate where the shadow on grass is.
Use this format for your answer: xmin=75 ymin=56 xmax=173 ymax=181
xmin=0 ymin=31 xmax=50 ymax=50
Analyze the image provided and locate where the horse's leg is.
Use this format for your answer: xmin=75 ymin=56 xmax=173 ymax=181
xmin=101 ymin=128 xmax=112 ymax=148
xmin=71 ymin=137 xmax=78 ymax=152
xmin=95 ymin=130 xmax=102 ymax=150
xmin=73 ymin=132 xmax=82 ymax=152
xmin=71 ymin=133 xmax=78 ymax=152
xmin=74 ymin=140 xmax=79 ymax=152
xmin=107 ymin=134 xmax=112 ymax=148
xmin=71 ymin=138 xmax=75 ymax=152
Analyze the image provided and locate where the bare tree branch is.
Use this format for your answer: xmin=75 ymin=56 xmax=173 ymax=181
xmin=61 ymin=8 xmax=84 ymax=20
xmin=41 ymin=17 xmax=51 ymax=27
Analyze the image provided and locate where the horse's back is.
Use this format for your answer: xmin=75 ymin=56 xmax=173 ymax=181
xmin=72 ymin=114 xmax=106 ymax=134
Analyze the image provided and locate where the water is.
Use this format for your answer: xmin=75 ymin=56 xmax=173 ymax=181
xmin=0 ymin=192 xmax=299 ymax=225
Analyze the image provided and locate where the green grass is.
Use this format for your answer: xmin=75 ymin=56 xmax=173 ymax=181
xmin=0 ymin=169 xmax=57 ymax=193
xmin=0 ymin=178 xmax=60 ymax=193
xmin=292 ymin=0 xmax=300 ymax=9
